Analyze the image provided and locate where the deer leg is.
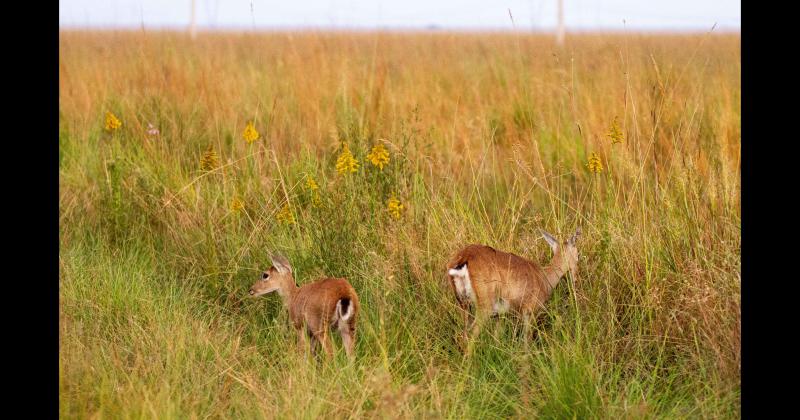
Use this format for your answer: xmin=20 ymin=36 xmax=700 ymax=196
xmin=491 ymin=313 xmax=502 ymax=339
xmin=319 ymin=330 xmax=334 ymax=359
xmin=339 ymin=321 xmax=356 ymax=360
xmin=297 ymin=327 xmax=309 ymax=357
xmin=459 ymin=301 xmax=472 ymax=341
xmin=522 ymin=309 xmax=544 ymax=341
xmin=471 ymin=313 xmax=487 ymax=337
xmin=308 ymin=331 xmax=320 ymax=359
xmin=522 ymin=314 xmax=532 ymax=340
xmin=472 ymin=298 xmax=497 ymax=339
xmin=464 ymin=312 xmax=490 ymax=357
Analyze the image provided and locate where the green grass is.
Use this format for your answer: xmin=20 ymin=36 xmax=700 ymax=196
xmin=60 ymin=31 xmax=740 ymax=418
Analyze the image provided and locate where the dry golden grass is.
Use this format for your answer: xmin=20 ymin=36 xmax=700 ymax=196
xmin=60 ymin=30 xmax=740 ymax=418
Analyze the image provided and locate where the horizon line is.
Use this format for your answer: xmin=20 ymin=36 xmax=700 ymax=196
xmin=58 ymin=24 xmax=740 ymax=35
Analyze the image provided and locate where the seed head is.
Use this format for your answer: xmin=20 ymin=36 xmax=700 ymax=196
xmin=200 ymin=144 xmax=219 ymax=172
xmin=607 ymin=116 xmax=624 ymax=145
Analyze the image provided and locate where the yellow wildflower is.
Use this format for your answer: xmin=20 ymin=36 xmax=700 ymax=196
xmin=200 ymin=144 xmax=219 ymax=172
xmin=305 ymin=176 xmax=319 ymax=192
xmin=230 ymin=197 xmax=244 ymax=212
xmin=387 ymin=195 xmax=404 ymax=220
xmin=243 ymin=121 xmax=260 ymax=144
xmin=104 ymin=111 xmax=122 ymax=132
xmin=367 ymin=142 xmax=390 ymax=171
xmin=306 ymin=175 xmax=322 ymax=207
xmin=586 ymin=153 xmax=603 ymax=174
xmin=607 ymin=116 xmax=624 ymax=144
xmin=276 ymin=203 xmax=296 ymax=225
xmin=335 ymin=143 xmax=359 ymax=175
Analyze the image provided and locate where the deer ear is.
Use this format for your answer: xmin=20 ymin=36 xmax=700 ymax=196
xmin=568 ymin=227 xmax=582 ymax=246
xmin=271 ymin=254 xmax=292 ymax=274
xmin=540 ymin=229 xmax=559 ymax=253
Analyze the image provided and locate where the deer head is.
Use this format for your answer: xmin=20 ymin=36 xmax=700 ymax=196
xmin=249 ymin=254 xmax=295 ymax=298
xmin=541 ymin=227 xmax=581 ymax=277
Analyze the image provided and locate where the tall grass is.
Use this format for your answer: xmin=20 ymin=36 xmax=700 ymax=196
xmin=59 ymin=30 xmax=740 ymax=418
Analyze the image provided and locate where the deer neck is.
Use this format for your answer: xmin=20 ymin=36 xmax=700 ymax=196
xmin=542 ymin=254 xmax=566 ymax=290
xmin=277 ymin=280 xmax=299 ymax=305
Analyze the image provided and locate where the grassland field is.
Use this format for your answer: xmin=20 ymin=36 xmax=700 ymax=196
xmin=59 ymin=30 xmax=740 ymax=419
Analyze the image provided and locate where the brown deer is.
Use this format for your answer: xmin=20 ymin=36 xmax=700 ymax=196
xmin=249 ymin=255 xmax=360 ymax=359
xmin=445 ymin=228 xmax=581 ymax=338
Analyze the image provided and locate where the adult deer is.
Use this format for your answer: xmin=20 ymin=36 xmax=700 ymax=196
xmin=445 ymin=228 xmax=581 ymax=339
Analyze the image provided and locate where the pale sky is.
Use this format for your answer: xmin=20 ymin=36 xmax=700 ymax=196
xmin=59 ymin=0 xmax=741 ymax=31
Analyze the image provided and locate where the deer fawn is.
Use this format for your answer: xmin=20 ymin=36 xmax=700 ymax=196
xmin=249 ymin=255 xmax=360 ymax=359
xmin=446 ymin=228 xmax=581 ymax=338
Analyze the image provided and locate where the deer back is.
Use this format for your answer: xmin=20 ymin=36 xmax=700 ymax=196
xmin=447 ymin=244 xmax=548 ymax=313
xmin=289 ymin=277 xmax=359 ymax=332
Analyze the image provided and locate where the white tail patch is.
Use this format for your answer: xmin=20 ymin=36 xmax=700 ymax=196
xmin=448 ymin=263 xmax=475 ymax=304
xmin=336 ymin=298 xmax=353 ymax=321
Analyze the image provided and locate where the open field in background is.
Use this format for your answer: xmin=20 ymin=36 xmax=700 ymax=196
xmin=59 ymin=31 xmax=740 ymax=418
